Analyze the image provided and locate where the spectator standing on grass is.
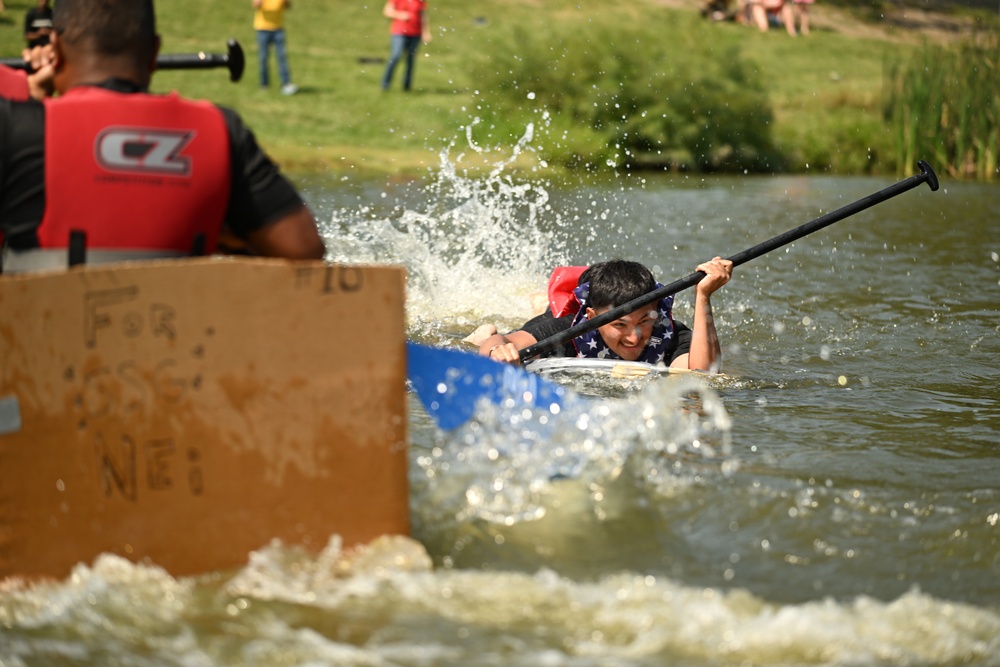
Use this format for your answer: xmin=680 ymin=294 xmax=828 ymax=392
xmin=253 ymin=0 xmax=298 ymax=95
xmin=380 ymin=0 xmax=431 ymax=92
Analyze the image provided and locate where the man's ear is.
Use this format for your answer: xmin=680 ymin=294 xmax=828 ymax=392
xmin=44 ymin=31 xmax=68 ymax=96
xmin=149 ymin=34 xmax=161 ymax=73
xmin=50 ymin=31 xmax=65 ymax=70
xmin=585 ymin=307 xmax=596 ymax=320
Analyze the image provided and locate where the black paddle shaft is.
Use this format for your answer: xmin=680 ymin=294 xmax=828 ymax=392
xmin=1 ymin=39 xmax=245 ymax=83
xmin=519 ymin=160 xmax=940 ymax=363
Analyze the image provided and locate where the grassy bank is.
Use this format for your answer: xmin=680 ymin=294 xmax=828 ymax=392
xmin=1 ymin=0 xmax=996 ymax=178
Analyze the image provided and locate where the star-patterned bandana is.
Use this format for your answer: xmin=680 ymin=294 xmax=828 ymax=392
xmin=569 ymin=282 xmax=675 ymax=365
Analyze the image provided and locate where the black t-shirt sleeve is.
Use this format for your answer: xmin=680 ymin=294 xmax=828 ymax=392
xmin=667 ymin=319 xmax=693 ymax=364
xmin=218 ymin=106 xmax=306 ymax=238
xmin=517 ymin=311 xmax=577 ymax=357
xmin=0 ymin=99 xmax=46 ymax=249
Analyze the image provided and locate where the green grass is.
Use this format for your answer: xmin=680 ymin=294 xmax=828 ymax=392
xmin=0 ymin=0 xmax=994 ymax=178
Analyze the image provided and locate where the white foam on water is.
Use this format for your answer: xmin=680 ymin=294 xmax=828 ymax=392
xmin=2 ymin=537 xmax=998 ymax=666
xmin=204 ymin=538 xmax=1000 ymax=666
xmin=0 ymin=554 xmax=207 ymax=665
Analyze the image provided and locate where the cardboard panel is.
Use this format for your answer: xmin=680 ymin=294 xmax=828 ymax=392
xmin=0 ymin=258 xmax=409 ymax=579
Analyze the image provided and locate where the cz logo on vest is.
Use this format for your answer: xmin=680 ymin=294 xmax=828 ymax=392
xmin=95 ymin=128 xmax=195 ymax=176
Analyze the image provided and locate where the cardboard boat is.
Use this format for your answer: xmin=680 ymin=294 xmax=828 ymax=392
xmin=0 ymin=257 xmax=409 ymax=580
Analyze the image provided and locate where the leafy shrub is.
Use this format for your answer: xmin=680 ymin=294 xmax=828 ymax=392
xmin=470 ymin=16 xmax=784 ymax=173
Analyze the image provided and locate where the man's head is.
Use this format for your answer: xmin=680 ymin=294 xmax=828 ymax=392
xmin=582 ymin=260 xmax=661 ymax=361
xmin=52 ymin=0 xmax=160 ymax=92
xmin=583 ymin=260 xmax=657 ymax=310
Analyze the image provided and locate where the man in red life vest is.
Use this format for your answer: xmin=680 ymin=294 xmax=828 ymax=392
xmin=0 ymin=0 xmax=325 ymax=271
xmin=478 ymin=257 xmax=733 ymax=373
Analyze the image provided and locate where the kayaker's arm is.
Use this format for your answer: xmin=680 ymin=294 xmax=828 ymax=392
xmin=478 ymin=329 xmax=537 ymax=366
xmin=220 ymin=108 xmax=325 ymax=260
xmin=670 ymin=256 xmax=732 ymax=373
xmin=243 ymin=203 xmax=326 ymax=259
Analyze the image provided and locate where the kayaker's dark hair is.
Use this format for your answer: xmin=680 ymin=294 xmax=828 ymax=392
xmin=54 ymin=0 xmax=157 ymax=65
xmin=582 ymin=260 xmax=657 ymax=310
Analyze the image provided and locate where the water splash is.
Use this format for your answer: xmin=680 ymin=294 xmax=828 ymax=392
xmin=319 ymin=121 xmax=571 ymax=338
xmin=3 ymin=536 xmax=997 ymax=667
xmin=411 ymin=374 xmax=733 ymax=528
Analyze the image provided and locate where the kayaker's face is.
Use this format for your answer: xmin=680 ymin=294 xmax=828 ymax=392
xmin=588 ymin=306 xmax=657 ymax=361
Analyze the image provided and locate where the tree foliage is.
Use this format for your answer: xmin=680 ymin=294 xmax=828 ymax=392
xmin=471 ymin=17 xmax=784 ymax=173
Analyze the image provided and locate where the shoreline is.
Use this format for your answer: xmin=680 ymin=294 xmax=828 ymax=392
xmin=1 ymin=0 xmax=996 ymax=180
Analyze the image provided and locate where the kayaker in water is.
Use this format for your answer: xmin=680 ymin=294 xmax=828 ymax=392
xmin=477 ymin=257 xmax=733 ymax=372
xmin=0 ymin=0 xmax=325 ymax=272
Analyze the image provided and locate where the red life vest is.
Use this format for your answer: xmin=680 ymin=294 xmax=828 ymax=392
xmin=0 ymin=66 xmax=29 ymax=101
xmin=547 ymin=266 xmax=588 ymax=317
xmin=39 ymin=87 xmax=231 ymax=253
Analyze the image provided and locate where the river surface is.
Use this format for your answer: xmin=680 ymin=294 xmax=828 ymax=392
xmin=2 ymin=136 xmax=999 ymax=665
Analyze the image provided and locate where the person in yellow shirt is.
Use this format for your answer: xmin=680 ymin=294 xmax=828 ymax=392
xmin=252 ymin=0 xmax=297 ymax=95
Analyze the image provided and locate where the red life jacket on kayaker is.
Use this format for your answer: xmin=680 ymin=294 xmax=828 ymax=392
xmin=547 ymin=265 xmax=588 ymax=317
xmin=38 ymin=86 xmax=231 ymax=253
xmin=0 ymin=66 xmax=30 ymax=101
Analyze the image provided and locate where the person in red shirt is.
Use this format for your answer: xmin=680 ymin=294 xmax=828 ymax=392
xmin=380 ymin=0 xmax=431 ymax=92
